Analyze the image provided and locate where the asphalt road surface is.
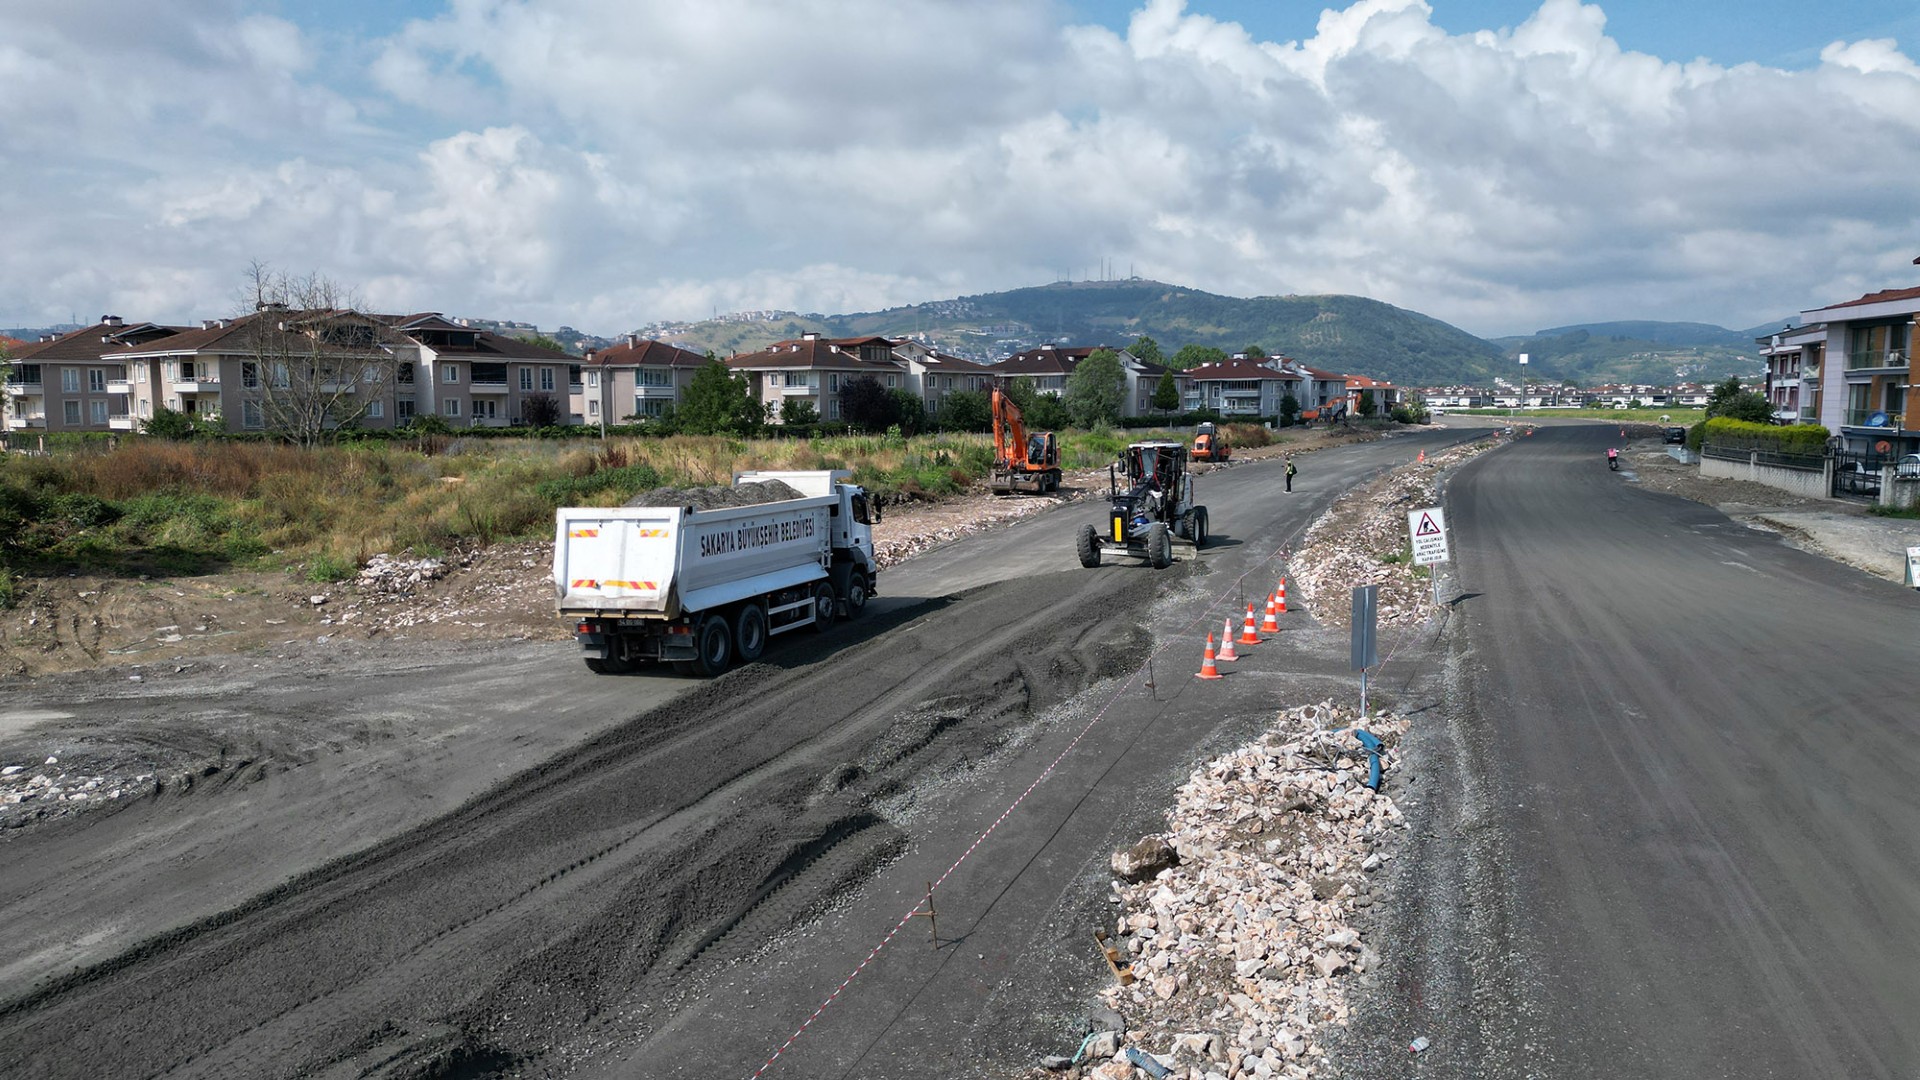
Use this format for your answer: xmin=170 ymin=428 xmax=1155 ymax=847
xmin=1335 ymin=422 xmax=1920 ymax=1079
xmin=0 ymin=425 xmax=1481 ymax=1080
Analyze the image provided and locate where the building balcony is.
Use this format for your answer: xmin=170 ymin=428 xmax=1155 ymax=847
xmin=108 ymin=414 xmax=136 ymax=431
xmin=3 ymin=380 xmax=44 ymax=397
xmin=1846 ymin=349 xmax=1910 ymax=373
xmin=635 ymin=384 xmax=677 ymax=399
xmin=316 ymin=382 xmax=357 ymax=394
xmin=469 ymin=381 xmax=509 ymax=394
xmin=106 ymin=379 xmax=132 ymax=393
xmin=1843 ymin=409 xmax=1905 ymax=430
xmin=173 ymin=378 xmax=220 ymax=393
xmin=778 ymin=384 xmax=819 ymax=396
xmin=9 ymin=414 xmax=48 ymax=429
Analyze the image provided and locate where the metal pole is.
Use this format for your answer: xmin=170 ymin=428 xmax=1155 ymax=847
xmin=1359 ymin=667 xmax=1369 ymax=720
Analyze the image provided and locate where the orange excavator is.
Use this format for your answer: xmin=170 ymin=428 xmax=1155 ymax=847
xmin=990 ymin=386 xmax=1061 ymax=494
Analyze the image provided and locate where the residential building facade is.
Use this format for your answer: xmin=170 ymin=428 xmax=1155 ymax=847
xmin=1799 ymin=287 xmax=1918 ymax=456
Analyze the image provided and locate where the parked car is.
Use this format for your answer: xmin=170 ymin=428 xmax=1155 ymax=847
xmin=1663 ymin=427 xmax=1688 ymax=444
xmin=1897 ymin=454 xmax=1920 ymax=479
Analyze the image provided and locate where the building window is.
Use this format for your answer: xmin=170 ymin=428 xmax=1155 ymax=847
xmin=829 ymin=373 xmax=840 ymax=391
xmin=588 ymin=399 xmax=600 ymax=417
xmin=243 ymin=401 xmax=263 ymax=428
xmin=443 ymin=398 xmax=461 ymax=417
xmin=442 ymin=365 xmax=462 ymax=383
xmin=519 ymin=368 xmax=533 ymax=391
xmin=887 ymin=375 xmax=897 ymax=388
xmin=89 ymin=368 xmax=106 ymax=392
xmin=241 ymin=363 xmax=260 ymax=389
xmin=90 ymin=400 xmax=108 ymax=424
xmin=828 ymin=399 xmax=841 ymax=420
xmin=62 ymin=368 xmax=80 ymax=392
xmin=540 ymin=367 xmax=555 ymax=392
xmin=474 ymin=399 xmax=496 ymax=420
xmin=398 ymin=400 xmax=415 ymax=420
xmin=639 ymin=369 xmax=673 ymax=388
xmin=63 ymin=400 xmax=81 ymax=424
xmin=367 ymin=401 xmax=384 ymax=419
xmin=587 ymin=370 xmax=599 ymax=389
xmin=767 ymin=372 xmax=782 ymax=387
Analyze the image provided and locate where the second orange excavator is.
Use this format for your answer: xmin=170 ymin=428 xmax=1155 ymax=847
xmin=990 ymin=386 xmax=1061 ymax=494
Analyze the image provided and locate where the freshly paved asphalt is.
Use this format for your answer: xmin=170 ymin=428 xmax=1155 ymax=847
xmin=1340 ymin=422 xmax=1920 ymax=1079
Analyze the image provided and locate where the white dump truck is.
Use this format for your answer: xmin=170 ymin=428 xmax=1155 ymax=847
xmin=553 ymin=470 xmax=879 ymax=675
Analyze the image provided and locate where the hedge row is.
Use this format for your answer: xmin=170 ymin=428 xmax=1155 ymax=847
xmin=1701 ymin=418 xmax=1829 ymax=454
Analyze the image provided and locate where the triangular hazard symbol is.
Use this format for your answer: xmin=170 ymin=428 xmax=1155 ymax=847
xmin=1416 ymin=513 xmax=1441 ymax=536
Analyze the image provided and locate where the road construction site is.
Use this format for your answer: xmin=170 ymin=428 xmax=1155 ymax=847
xmin=4 ymin=417 xmax=1919 ymax=1079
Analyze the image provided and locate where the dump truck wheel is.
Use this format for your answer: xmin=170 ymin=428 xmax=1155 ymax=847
xmin=832 ymin=564 xmax=867 ymax=615
xmin=1147 ymin=522 xmax=1172 ymax=569
xmin=1193 ymin=507 xmax=1209 ymax=548
xmin=692 ymin=613 xmax=732 ymax=677
xmin=1076 ymin=523 xmax=1101 ymax=568
xmin=734 ymin=603 xmax=768 ymax=664
xmin=810 ymin=582 xmax=837 ymax=632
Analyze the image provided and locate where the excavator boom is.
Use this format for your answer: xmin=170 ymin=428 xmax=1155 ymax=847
xmin=990 ymin=386 xmax=1061 ymax=494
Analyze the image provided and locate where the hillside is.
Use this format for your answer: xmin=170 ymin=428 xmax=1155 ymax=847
xmin=656 ymin=280 xmax=1507 ymax=386
xmin=1489 ymin=319 xmax=1771 ymax=385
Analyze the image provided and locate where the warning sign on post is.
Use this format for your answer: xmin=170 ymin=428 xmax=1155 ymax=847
xmin=1408 ymin=506 xmax=1449 ymax=566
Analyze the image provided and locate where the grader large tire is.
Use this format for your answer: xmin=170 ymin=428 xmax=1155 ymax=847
xmin=1076 ymin=523 xmax=1101 ymax=568
xmin=1146 ymin=522 xmax=1172 ymax=569
xmin=1192 ymin=507 xmax=1209 ymax=549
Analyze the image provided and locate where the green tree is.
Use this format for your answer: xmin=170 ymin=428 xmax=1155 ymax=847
xmin=679 ymin=356 xmax=762 ymax=435
xmin=1704 ymin=376 xmax=1772 ymax=423
xmin=780 ymin=398 xmax=819 ymax=425
xmin=1279 ymin=393 xmax=1301 ymax=427
xmin=1357 ymin=389 xmax=1377 ymax=418
xmin=1027 ymin=392 xmax=1071 ymax=431
xmin=1064 ymin=348 xmax=1126 ymax=428
xmin=142 ymin=405 xmax=199 ymax=440
xmin=1243 ymin=344 xmax=1266 ymax=360
xmin=1169 ymin=344 xmax=1227 ymax=370
xmin=1152 ymin=369 xmax=1180 ymax=413
xmin=1129 ymin=335 xmax=1163 ymax=366
xmin=241 ymin=263 xmax=401 ymax=447
xmin=521 ymin=393 xmax=563 ymax=427
xmin=516 ymin=333 xmax=568 ymax=354
xmin=937 ymin=389 xmax=991 ymax=432
xmin=840 ymin=375 xmax=895 ymax=432
xmin=889 ymin=388 xmax=927 ymax=435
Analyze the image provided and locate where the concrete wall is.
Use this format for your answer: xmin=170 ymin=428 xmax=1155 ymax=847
xmin=1700 ymin=451 xmax=1829 ymax=498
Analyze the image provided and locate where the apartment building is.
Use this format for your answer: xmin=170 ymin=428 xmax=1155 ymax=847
xmin=390 ymin=314 xmax=578 ymax=427
xmin=1179 ymin=358 xmax=1302 ymax=416
xmin=1 ymin=316 xmax=167 ymax=432
xmin=992 ymin=344 xmax=1164 ymax=417
xmin=1797 ymin=287 xmax=1918 ymax=456
xmin=726 ymin=334 xmax=905 ymax=422
xmin=892 ymin=340 xmax=994 ymax=418
xmin=579 ymin=336 xmax=710 ymax=423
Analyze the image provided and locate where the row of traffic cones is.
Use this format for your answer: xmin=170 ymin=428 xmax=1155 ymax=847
xmin=1196 ymin=578 xmax=1290 ymax=679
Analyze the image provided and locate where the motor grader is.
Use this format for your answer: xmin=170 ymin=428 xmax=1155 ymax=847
xmin=1076 ymin=440 xmax=1209 ymax=570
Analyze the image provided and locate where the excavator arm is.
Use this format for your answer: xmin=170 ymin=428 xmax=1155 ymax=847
xmin=990 ymin=386 xmax=1061 ymax=494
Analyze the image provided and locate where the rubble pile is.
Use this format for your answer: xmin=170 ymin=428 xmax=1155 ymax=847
xmin=1288 ymin=441 xmax=1494 ymax=628
xmin=625 ymin=479 xmax=805 ymax=510
xmin=352 ymin=553 xmax=450 ymax=599
xmin=1041 ymin=701 xmax=1409 ymax=1079
xmin=1 ymin=756 xmax=153 ymax=829
xmin=317 ymin=541 xmax=557 ymax=638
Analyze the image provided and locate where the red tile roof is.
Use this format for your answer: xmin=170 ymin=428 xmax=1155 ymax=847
xmin=1819 ymin=285 xmax=1920 ymax=310
xmin=588 ymin=338 xmax=709 ymax=368
xmin=1184 ymin=359 xmax=1302 ymax=382
xmin=726 ymin=337 xmax=903 ymax=373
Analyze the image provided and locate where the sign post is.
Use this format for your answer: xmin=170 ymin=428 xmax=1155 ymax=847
xmin=1906 ymin=546 xmax=1920 ymax=589
xmin=1351 ymin=585 xmax=1378 ymax=718
xmin=1408 ymin=506 xmax=1450 ymax=608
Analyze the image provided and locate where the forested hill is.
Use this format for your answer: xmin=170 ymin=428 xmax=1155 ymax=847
xmin=657 ymin=279 xmax=1507 ymax=386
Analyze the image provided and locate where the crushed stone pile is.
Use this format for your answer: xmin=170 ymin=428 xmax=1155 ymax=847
xmin=625 ymin=479 xmax=805 ymax=510
xmin=1288 ymin=439 xmax=1495 ymax=629
xmin=2 ymin=755 xmax=154 ymax=830
xmin=1033 ymin=701 xmax=1409 ymax=1080
xmin=870 ymin=492 xmax=1075 ymax=569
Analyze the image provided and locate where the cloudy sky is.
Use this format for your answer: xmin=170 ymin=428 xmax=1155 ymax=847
xmin=4 ymin=0 xmax=1917 ymax=338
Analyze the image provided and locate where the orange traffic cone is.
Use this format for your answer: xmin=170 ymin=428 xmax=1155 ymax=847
xmin=1277 ymin=577 xmax=1288 ymax=613
xmin=1196 ymin=633 xmax=1223 ymax=679
xmin=1260 ymin=595 xmax=1280 ymax=634
xmin=1417 ymin=449 xmax=1426 ymax=463
xmin=1238 ymin=604 xmax=1262 ymax=646
xmin=1217 ymin=619 xmax=1239 ymax=662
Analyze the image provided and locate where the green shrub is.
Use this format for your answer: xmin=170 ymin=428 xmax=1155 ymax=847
xmin=307 ymin=552 xmax=358 ymax=582
xmin=0 ymin=567 xmax=15 ymax=610
xmin=1701 ymin=418 xmax=1828 ymax=455
xmin=49 ymin=492 xmax=122 ymax=528
xmin=533 ymin=463 xmax=664 ymax=504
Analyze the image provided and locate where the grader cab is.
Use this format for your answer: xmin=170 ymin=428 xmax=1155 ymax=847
xmin=1075 ymin=441 xmax=1209 ymax=569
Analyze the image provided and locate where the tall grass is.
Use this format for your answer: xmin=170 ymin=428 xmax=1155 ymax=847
xmin=0 ymin=427 xmax=1138 ymax=578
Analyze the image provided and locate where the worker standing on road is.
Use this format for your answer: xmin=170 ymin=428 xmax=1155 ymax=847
xmin=1285 ymin=454 xmax=1297 ymax=492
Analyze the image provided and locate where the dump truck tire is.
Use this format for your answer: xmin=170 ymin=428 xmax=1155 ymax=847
xmin=1147 ymin=522 xmax=1172 ymax=569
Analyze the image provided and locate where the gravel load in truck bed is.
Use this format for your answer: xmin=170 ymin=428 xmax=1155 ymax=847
xmin=624 ymin=479 xmax=806 ymax=511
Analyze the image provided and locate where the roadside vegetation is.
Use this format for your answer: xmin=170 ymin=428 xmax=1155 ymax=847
xmin=0 ymin=422 xmax=1336 ymax=586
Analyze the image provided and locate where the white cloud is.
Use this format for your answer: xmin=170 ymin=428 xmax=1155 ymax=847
xmin=2 ymin=0 xmax=1918 ymax=341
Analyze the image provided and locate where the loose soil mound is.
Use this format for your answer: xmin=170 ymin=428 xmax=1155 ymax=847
xmin=625 ymin=479 xmax=805 ymax=510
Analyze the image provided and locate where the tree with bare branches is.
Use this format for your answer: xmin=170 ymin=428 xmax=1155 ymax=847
xmin=239 ymin=263 xmax=406 ymax=446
